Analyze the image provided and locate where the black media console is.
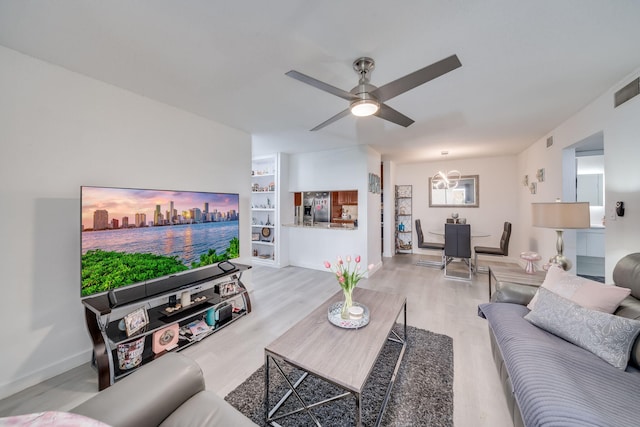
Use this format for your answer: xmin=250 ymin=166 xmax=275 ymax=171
xmin=82 ymin=263 xmax=252 ymax=390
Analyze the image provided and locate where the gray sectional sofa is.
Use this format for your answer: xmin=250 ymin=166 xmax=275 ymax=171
xmin=479 ymin=253 xmax=640 ymax=427
xmin=71 ymin=352 xmax=257 ymax=427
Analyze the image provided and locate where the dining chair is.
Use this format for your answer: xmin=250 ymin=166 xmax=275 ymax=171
xmin=474 ymin=221 xmax=512 ymax=273
xmin=415 ymin=219 xmax=445 ymax=269
xmin=444 ymin=223 xmax=472 ymax=280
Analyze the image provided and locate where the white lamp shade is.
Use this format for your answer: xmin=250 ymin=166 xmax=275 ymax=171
xmin=531 ymin=202 xmax=590 ymax=229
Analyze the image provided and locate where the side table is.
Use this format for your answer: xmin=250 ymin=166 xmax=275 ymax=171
xmin=488 ymin=265 xmax=546 ymax=300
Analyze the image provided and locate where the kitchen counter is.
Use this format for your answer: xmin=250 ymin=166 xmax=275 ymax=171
xmin=283 ymin=222 xmax=357 ymax=230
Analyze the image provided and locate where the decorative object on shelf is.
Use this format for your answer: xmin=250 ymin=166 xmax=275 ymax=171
xmin=251 ymin=233 xmax=260 ymax=241
xmin=180 ymin=290 xmax=191 ymax=308
xmin=117 ymin=336 xmax=145 ymax=370
xmin=529 ymin=182 xmax=537 ymax=194
xmin=520 ymin=251 xmax=542 ymax=274
xmin=215 ymin=281 xmax=239 ymax=297
xmin=214 ymin=303 xmax=233 ymax=325
xmin=327 ymin=301 xmax=370 ymax=329
xmin=323 ymin=255 xmax=373 ymax=320
xmin=152 ymin=323 xmax=179 ymax=354
xmin=261 ymin=227 xmax=271 ymax=238
xmin=531 ymin=201 xmax=590 ymax=270
xmin=123 ymin=306 xmax=149 ymax=337
xmin=536 ymin=168 xmax=545 ymax=182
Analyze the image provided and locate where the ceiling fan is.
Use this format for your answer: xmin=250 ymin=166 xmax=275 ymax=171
xmin=286 ymin=54 xmax=461 ymax=131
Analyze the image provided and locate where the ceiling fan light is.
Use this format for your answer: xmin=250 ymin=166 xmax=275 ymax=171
xmin=350 ymin=99 xmax=380 ymax=117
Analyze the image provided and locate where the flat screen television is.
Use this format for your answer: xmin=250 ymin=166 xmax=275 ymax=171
xmin=81 ymin=186 xmax=240 ymax=301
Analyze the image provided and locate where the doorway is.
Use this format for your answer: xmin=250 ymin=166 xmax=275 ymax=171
xmin=566 ymin=132 xmax=605 ymax=281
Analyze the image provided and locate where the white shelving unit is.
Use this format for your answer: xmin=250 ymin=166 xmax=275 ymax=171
xmin=395 ymin=185 xmax=413 ymax=254
xmin=251 ymin=154 xmax=290 ymax=267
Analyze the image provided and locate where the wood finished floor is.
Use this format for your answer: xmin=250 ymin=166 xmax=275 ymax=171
xmin=0 ymin=255 xmax=513 ymax=426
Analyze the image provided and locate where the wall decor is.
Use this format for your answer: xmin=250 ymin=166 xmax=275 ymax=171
xmin=523 ymin=175 xmax=529 ymax=186
xmin=368 ymin=173 xmax=381 ymax=194
xmin=429 ymin=175 xmax=479 ymax=208
xmin=529 ymin=182 xmax=537 ymax=195
xmin=536 ymin=168 xmax=545 ymax=182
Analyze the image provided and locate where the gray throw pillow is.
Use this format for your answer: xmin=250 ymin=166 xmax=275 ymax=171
xmin=525 ymin=287 xmax=640 ymax=369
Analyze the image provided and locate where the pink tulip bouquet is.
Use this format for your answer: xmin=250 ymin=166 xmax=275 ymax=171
xmin=324 ymin=255 xmax=374 ymax=318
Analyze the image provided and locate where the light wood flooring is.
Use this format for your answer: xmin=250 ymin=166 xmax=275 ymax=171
xmin=0 ymin=255 xmax=513 ymax=426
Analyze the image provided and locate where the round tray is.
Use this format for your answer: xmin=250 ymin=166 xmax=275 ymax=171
xmin=327 ymin=301 xmax=370 ymax=329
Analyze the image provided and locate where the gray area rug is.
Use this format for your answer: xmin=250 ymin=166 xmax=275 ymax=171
xmin=225 ymin=325 xmax=453 ymax=426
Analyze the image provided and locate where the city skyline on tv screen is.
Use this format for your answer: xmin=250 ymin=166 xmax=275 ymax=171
xmin=81 ymin=186 xmax=240 ymax=297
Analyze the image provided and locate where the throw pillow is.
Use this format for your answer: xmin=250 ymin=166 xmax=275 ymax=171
xmin=527 ymin=264 xmax=630 ymax=313
xmin=525 ymin=287 xmax=640 ymax=369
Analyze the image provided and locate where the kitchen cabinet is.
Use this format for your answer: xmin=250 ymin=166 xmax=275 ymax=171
xmin=577 ymin=228 xmax=605 ymax=258
xmin=331 ymin=190 xmax=358 ymax=221
xmin=335 ymin=190 xmax=358 ymax=205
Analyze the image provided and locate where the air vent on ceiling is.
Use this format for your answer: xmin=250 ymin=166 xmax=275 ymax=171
xmin=546 ymin=136 xmax=553 ymax=148
xmin=614 ymin=77 xmax=640 ymax=108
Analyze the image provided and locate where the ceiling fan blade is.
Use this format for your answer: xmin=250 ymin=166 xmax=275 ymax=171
xmin=371 ymin=54 xmax=462 ymax=102
xmin=286 ymin=70 xmax=357 ymax=101
xmin=375 ymin=103 xmax=415 ymax=127
xmin=310 ymin=108 xmax=351 ymax=131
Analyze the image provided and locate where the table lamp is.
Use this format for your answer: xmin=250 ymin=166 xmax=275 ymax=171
xmin=531 ymin=201 xmax=590 ymax=270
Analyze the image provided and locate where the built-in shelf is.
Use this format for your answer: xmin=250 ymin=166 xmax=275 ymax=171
xmin=251 ymin=155 xmax=278 ymax=266
xmin=395 ymin=185 xmax=413 ymax=253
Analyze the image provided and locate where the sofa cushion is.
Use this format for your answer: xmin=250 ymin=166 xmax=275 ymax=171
xmin=528 ymin=264 xmax=630 ymax=313
xmin=525 ymin=287 xmax=640 ymax=369
xmin=0 ymin=412 xmax=109 ymax=426
xmin=160 ymin=391 xmax=258 ymax=427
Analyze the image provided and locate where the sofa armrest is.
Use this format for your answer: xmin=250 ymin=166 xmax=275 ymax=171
xmin=490 ymin=281 xmax=539 ymax=306
xmin=71 ymin=353 xmax=205 ymax=427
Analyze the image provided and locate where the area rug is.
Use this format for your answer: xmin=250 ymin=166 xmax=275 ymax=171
xmin=225 ymin=325 xmax=453 ymax=426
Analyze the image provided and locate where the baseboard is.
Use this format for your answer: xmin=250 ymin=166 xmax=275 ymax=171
xmin=0 ymin=349 xmax=92 ymax=401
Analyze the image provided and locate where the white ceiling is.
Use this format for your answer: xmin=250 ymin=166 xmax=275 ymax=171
xmin=1 ymin=1 xmax=639 ymax=163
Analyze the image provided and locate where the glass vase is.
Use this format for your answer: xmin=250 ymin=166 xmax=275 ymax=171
xmin=341 ymin=288 xmax=353 ymax=319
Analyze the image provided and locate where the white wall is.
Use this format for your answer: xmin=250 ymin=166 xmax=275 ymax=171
xmin=516 ymin=67 xmax=640 ymax=280
xmin=287 ymin=145 xmax=382 ymax=273
xmin=0 ymin=46 xmax=252 ymax=399
xmin=395 ymin=155 xmax=519 ymax=260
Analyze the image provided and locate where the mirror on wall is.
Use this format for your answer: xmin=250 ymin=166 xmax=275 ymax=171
xmin=429 ymin=175 xmax=479 ymax=207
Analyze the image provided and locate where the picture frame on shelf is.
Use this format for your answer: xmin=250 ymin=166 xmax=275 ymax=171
xmin=216 ymin=281 xmax=239 ymax=297
xmin=251 ymin=233 xmax=260 ymax=241
xmin=123 ymin=306 xmax=149 ymax=337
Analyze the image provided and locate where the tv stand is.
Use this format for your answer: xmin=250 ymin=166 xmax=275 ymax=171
xmin=82 ymin=263 xmax=252 ymax=390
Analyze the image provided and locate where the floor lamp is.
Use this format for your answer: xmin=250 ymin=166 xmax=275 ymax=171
xmin=531 ymin=201 xmax=590 ymax=271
